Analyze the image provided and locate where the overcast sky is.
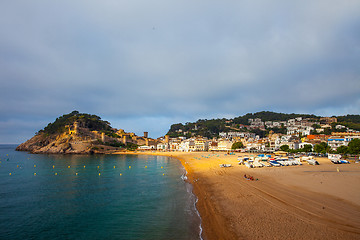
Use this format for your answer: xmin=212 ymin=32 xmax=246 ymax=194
xmin=1 ymin=1 xmax=360 ymax=143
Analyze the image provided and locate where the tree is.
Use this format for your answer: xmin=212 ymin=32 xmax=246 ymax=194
xmin=314 ymin=144 xmax=324 ymax=153
xmin=280 ymin=144 xmax=290 ymax=152
xmin=336 ymin=145 xmax=349 ymax=154
xmin=314 ymin=142 xmax=330 ymax=154
xmin=348 ymin=138 xmax=360 ymax=154
xmin=232 ymin=142 xmax=244 ymax=149
xmin=250 ymin=128 xmax=266 ymax=138
xmin=302 ymin=144 xmax=313 ymax=152
xmin=126 ymin=142 xmax=138 ymax=151
xmin=321 ymin=142 xmax=330 ymax=152
xmin=323 ymin=127 xmax=332 ymax=135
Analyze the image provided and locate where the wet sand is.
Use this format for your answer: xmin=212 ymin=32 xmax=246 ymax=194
xmin=115 ymin=151 xmax=360 ymax=240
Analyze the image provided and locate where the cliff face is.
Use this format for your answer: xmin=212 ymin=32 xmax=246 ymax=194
xmin=16 ymin=133 xmax=94 ymax=154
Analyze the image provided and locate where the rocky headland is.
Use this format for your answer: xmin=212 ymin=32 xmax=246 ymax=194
xmin=16 ymin=111 xmax=140 ymax=154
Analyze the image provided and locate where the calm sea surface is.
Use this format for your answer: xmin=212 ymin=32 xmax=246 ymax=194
xmin=0 ymin=145 xmax=201 ymax=240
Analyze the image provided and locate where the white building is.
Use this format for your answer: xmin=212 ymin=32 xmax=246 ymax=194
xmin=327 ymin=138 xmax=351 ymax=151
xmin=179 ymin=139 xmax=196 ymax=152
xmin=335 ymin=125 xmax=346 ymax=130
xmin=298 ymin=142 xmax=313 ymax=150
xmin=138 ymin=145 xmax=155 ymax=150
xmin=246 ymin=141 xmax=262 ymax=151
xmin=217 ymin=140 xmax=233 ymax=151
xmin=287 ymin=126 xmax=314 ymax=136
xmin=170 ymin=141 xmax=180 ymax=151
xmin=157 ymin=143 xmax=168 ymax=151
xmin=288 ymin=119 xmax=296 ymax=126
xmin=195 ymin=139 xmax=209 ymax=151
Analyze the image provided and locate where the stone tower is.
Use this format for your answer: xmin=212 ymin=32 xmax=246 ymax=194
xmin=74 ymin=121 xmax=79 ymax=134
xmin=122 ymin=135 xmax=128 ymax=145
xmin=144 ymin=132 xmax=148 ymax=138
xmin=101 ymin=132 xmax=105 ymax=143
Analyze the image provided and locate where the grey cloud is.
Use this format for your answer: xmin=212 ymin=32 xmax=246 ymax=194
xmin=0 ymin=1 xmax=359 ymax=143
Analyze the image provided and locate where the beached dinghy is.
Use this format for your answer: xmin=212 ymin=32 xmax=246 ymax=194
xmin=331 ymin=159 xmax=341 ymax=164
xmin=238 ymin=158 xmax=244 ymax=165
xmin=244 ymin=162 xmax=253 ymax=168
xmin=275 ymin=160 xmax=285 ymax=166
xmin=291 ymin=159 xmax=302 ymax=165
xmin=306 ymin=159 xmax=319 ymax=165
xmin=219 ymin=164 xmax=232 ymax=168
xmin=260 ymin=161 xmax=272 ymax=167
xmin=252 ymin=161 xmax=263 ymax=168
xmin=269 ymin=160 xmax=281 ymax=167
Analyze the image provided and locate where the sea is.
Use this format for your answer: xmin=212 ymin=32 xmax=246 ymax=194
xmin=0 ymin=144 xmax=202 ymax=240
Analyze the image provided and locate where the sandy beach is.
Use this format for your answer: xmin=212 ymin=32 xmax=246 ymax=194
xmin=115 ymin=151 xmax=360 ymax=240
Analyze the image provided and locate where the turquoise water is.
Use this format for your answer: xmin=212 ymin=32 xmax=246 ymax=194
xmin=0 ymin=145 xmax=201 ymax=239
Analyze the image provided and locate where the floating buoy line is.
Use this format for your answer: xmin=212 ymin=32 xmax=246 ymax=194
xmin=0 ymin=157 xmax=167 ymax=177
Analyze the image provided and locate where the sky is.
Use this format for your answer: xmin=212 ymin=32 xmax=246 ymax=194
xmin=1 ymin=1 xmax=360 ymax=143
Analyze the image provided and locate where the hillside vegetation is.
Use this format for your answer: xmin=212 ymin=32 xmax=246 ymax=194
xmin=167 ymin=111 xmax=360 ymax=138
xmin=39 ymin=111 xmax=112 ymax=135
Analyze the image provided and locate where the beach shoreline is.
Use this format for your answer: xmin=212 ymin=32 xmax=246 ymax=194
xmin=114 ymin=151 xmax=360 ymax=240
xmin=113 ymin=151 xmax=235 ymax=239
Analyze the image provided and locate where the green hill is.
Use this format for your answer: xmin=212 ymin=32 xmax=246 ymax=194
xmin=167 ymin=111 xmax=360 ymax=138
xmin=39 ymin=110 xmax=112 ymax=135
xmin=16 ymin=111 xmax=125 ymax=154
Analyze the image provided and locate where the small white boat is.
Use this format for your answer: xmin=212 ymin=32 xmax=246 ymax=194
xmin=306 ymin=159 xmax=319 ymax=165
xmin=244 ymin=162 xmax=253 ymax=168
xmin=219 ymin=164 xmax=232 ymax=168
xmin=269 ymin=160 xmax=281 ymax=167
xmin=295 ymin=159 xmax=302 ymax=165
xmin=301 ymin=156 xmax=314 ymax=162
xmin=290 ymin=160 xmax=302 ymax=165
xmin=285 ymin=160 xmax=294 ymax=166
xmin=252 ymin=161 xmax=263 ymax=168
xmin=260 ymin=161 xmax=272 ymax=167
